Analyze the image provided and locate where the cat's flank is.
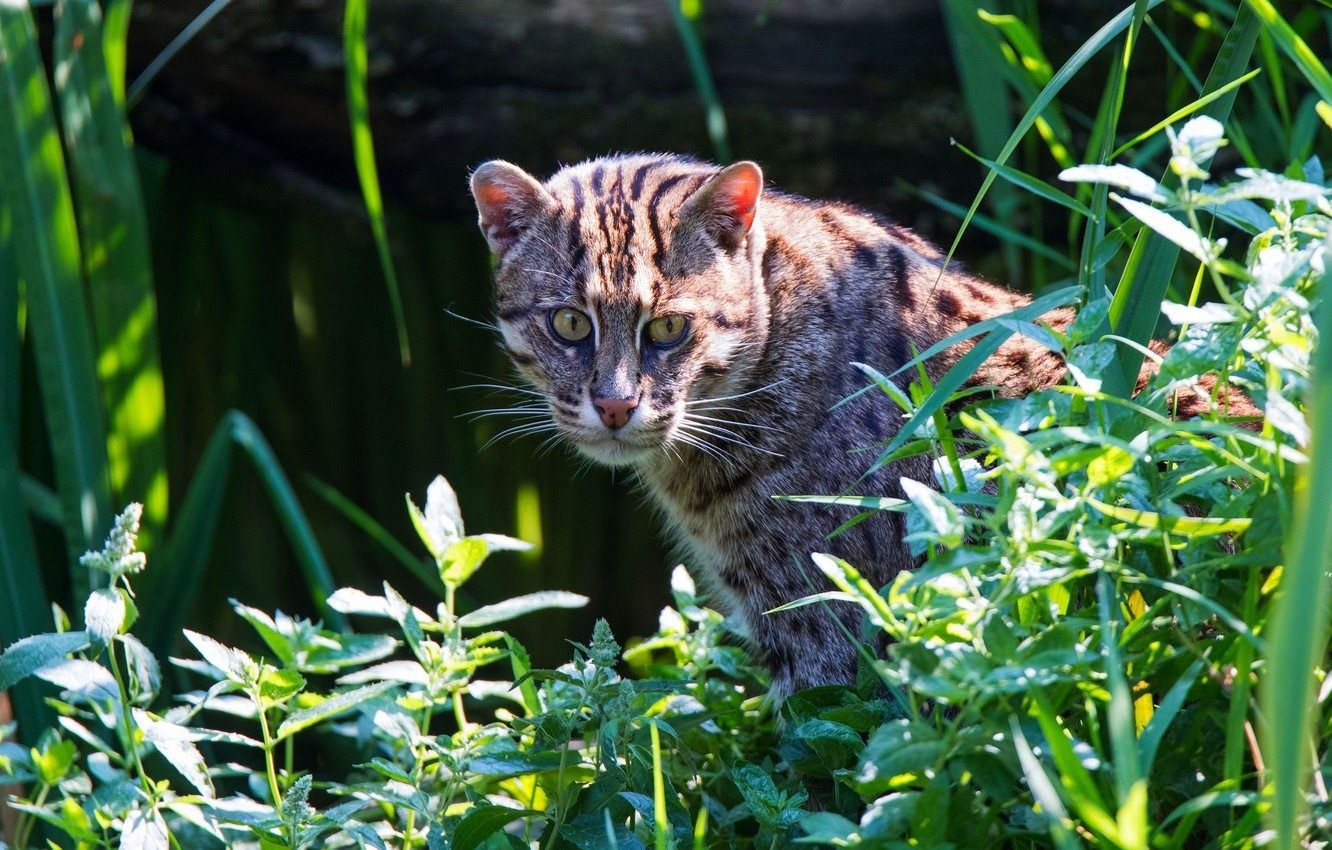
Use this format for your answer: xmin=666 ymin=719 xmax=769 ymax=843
xmin=467 ymin=154 xmax=1178 ymax=695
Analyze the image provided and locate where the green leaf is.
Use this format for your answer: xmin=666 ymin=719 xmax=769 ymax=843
xmin=952 ymin=140 xmax=1094 ymax=217
xmin=122 ymin=806 xmax=169 ymax=850
xmin=937 ymin=0 xmax=1165 ymax=279
xmin=257 ymin=667 xmax=306 ymax=706
xmin=465 ymin=750 xmax=576 ymax=779
xmin=1244 ymin=0 xmax=1332 ymax=103
xmin=275 ymin=681 xmax=397 ymax=741
xmin=0 ymin=233 xmax=53 ymax=736
xmin=84 ymin=587 xmax=126 ymax=642
xmin=809 ymin=553 xmax=895 ymax=631
xmin=1010 ymin=719 xmax=1081 ymax=850
xmin=732 ymin=763 xmax=808 ymax=830
xmin=774 ymin=494 xmax=908 ymax=511
xmin=1111 ymin=67 xmax=1263 ymax=158
xmin=30 ymin=737 xmax=78 ymax=784
xmin=229 ymin=602 xmax=294 ymax=666
xmin=343 ymin=0 xmax=410 ymax=365
xmin=55 ymin=0 xmax=168 ymax=549
xmin=183 ymin=629 xmax=252 ymax=682
xmin=134 ymin=708 xmax=214 ymax=798
xmin=1139 ymin=659 xmax=1204 ymax=775
xmin=1262 ymin=243 xmax=1332 ymax=850
xmin=0 ymin=630 xmax=90 ymax=691
xmin=457 ymin=591 xmax=589 ymax=629
xmin=900 ymin=477 xmax=964 ymax=549
xmin=441 ymin=534 xmax=531 ymax=589
xmin=34 ymin=657 xmax=118 ymax=702
xmin=452 ymin=805 xmax=542 ymax=850
xmin=1087 ymin=497 xmax=1251 ymax=535
xmin=1101 ymin=5 xmax=1259 ymax=396
xmin=0 ymin=1 xmax=113 ymax=595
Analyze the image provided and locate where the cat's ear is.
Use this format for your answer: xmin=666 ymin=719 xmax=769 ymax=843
xmin=681 ymin=161 xmax=763 ymax=248
xmin=470 ymin=160 xmax=556 ymax=256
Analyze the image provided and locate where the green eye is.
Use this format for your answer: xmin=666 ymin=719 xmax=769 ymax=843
xmin=646 ymin=314 xmax=689 ymax=346
xmin=550 ymin=308 xmax=592 ymax=343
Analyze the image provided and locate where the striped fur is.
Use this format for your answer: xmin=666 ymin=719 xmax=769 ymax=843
xmin=468 ymin=153 xmax=1242 ymax=696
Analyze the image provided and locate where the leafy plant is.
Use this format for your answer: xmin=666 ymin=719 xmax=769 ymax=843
xmin=0 ymin=0 xmax=419 ymax=744
xmin=1 ymin=477 xmax=783 ymax=848
xmin=785 ymin=103 xmax=1329 ymax=850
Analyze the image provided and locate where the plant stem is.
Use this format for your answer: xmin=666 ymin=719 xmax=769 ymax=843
xmin=256 ymin=703 xmax=285 ymax=809
xmin=107 ymin=638 xmax=153 ymax=798
xmin=13 ymin=781 xmax=49 ymax=850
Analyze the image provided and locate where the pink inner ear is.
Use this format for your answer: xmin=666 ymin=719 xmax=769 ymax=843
xmin=726 ymin=171 xmax=761 ymax=231
xmin=477 ymin=183 xmax=513 ymax=216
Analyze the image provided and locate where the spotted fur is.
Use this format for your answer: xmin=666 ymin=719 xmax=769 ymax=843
xmin=468 ymin=153 xmax=1251 ymax=696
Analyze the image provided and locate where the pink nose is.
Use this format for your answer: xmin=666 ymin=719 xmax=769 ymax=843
xmin=594 ymin=397 xmax=638 ymax=430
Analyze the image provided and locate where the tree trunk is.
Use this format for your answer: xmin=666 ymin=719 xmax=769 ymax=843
xmin=126 ymin=0 xmax=974 ymax=222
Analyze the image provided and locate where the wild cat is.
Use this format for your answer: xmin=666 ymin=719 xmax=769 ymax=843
xmin=466 ymin=153 xmax=1230 ymax=696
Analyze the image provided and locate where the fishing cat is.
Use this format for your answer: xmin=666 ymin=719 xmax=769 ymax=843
xmin=467 ymin=153 xmax=1224 ymax=697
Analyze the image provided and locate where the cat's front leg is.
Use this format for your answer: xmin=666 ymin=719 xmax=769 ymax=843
xmin=744 ymin=595 xmax=865 ymax=698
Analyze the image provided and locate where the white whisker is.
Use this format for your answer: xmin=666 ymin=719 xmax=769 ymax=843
xmin=687 ymin=378 xmax=788 ymax=407
xmin=480 ymin=422 xmax=560 ymax=451
xmin=684 ymin=412 xmax=787 ymax=434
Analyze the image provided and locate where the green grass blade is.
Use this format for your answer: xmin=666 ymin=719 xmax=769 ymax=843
xmin=21 ymin=473 xmax=62 ymax=526
xmin=936 ymin=0 xmax=1164 ymax=281
xmin=303 ymin=473 xmax=445 ymax=597
xmin=1100 ymin=5 xmax=1259 ymax=397
xmin=343 ymin=0 xmax=411 ymax=366
xmin=865 ymin=330 xmax=1010 ymax=477
xmin=1096 ymin=574 xmax=1142 ymax=801
xmin=903 ymin=182 xmax=1076 ymax=270
xmin=940 ymin=0 xmax=1021 ymax=280
xmin=951 ymin=140 xmax=1094 ymax=217
xmin=0 ymin=206 xmax=53 ymax=744
xmin=101 ymin=0 xmax=132 ymax=107
xmin=55 ymin=0 xmax=169 ymax=549
xmin=1110 ymin=67 xmax=1263 ymax=159
xmin=1030 ymin=691 xmax=1121 ymax=843
xmin=882 ymin=284 xmax=1081 ymax=382
xmin=0 ymin=2 xmax=113 ymax=598
xmin=1138 ymin=659 xmax=1205 ymax=775
xmin=1010 ymin=718 xmax=1083 ymax=850
xmin=667 ymin=0 xmax=731 ymax=164
xmin=140 ymin=411 xmax=349 ymax=653
xmin=1244 ymin=0 xmax=1332 ymax=103
xmin=138 ymin=415 xmax=234 ymax=653
xmin=125 ymin=0 xmax=234 ymax=109
xmin=1261 ymin=250 xmax=1332 ymax=850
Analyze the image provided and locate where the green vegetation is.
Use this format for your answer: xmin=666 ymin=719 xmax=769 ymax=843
xmin=2 ymin=0 xmax=1330 ymax=848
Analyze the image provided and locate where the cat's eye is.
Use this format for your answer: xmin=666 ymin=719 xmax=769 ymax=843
xmin=549 ymin=308 xmax=592 ymax=343
xmin=646 ymin=314 xmax=689 ymax=346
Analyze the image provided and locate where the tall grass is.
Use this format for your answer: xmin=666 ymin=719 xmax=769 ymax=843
xmin=0 ymin=0 xmax=366 ymax=742
xmin=931 ymin=2 xmax=1331 ymax=846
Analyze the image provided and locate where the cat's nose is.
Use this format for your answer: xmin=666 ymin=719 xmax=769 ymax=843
xmin=593 ymin=396 xmax=639 ymax=430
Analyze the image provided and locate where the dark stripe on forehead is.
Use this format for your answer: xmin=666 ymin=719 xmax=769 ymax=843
xmin=566 ymin=180 xmax=587 ymax=270
xmin=648 ymin=171 xmax=709 ymax=270
xmin=590 ymin=164 xmax=606 ymax=196
xmin=568 ymin=177 xmax=585 ymax=222
xmin=629 ymin=161 xmax=653 ymax=200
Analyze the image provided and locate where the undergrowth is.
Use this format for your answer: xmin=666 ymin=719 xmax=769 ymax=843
xmin=2 ymin=123 xmax=1329 ymax=847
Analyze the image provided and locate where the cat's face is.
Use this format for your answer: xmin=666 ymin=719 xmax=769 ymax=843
xmin=470 ymin=156 xmax=768 ymax=466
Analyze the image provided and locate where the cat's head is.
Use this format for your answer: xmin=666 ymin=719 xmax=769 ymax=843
xmin=469 ymin=154 xmax=769 ymax=466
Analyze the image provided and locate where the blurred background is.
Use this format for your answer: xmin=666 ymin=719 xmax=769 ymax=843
xmin=13 ymin=0 xmax=1322 ymax=665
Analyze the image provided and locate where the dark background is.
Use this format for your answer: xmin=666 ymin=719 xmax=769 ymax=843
xmin=23 ymin=0 xmax=1139 ymax=663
